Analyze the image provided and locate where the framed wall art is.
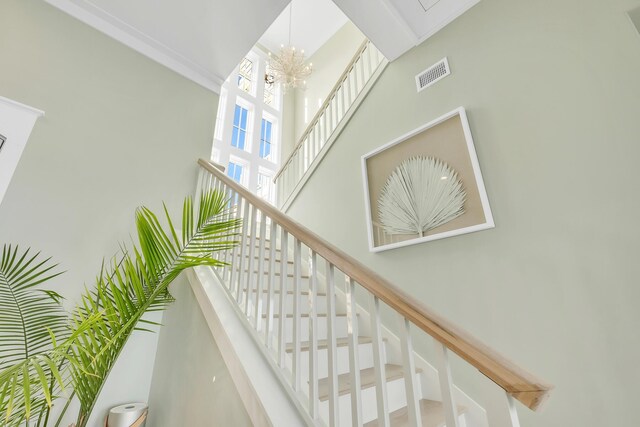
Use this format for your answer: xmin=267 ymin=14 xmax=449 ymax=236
xmin=361 ymin=107 xmax=494 ymax=252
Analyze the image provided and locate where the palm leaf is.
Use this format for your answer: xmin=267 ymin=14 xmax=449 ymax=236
xmin=378 ymin=156 xmax=466 ymax=237
xmin=0 ymin=245 xmax=68 ymax=426
xmin=68 ymin=189 xmax=241 ymax=426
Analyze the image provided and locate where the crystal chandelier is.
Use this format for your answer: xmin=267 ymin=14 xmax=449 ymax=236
xmin=266 ymin=3 xmax=313 ymax=91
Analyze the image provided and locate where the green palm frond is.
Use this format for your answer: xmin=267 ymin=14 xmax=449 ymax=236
xmin=69 ymin=189 xmax=241 ymax=426
xmin=0 ymin=245 xmax=68 ymax=425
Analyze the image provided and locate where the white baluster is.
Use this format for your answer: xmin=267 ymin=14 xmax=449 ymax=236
xmin=399 ymin=317 xmax=422 ymax=426
xmin=358 ymin=56 xmax=366 ymax=92
xmin=265 ymin=220 xmax=277 ymax=348
xmin=278 ymin=229 xmax=289 ymax=368
xmin=325 ymin=263 xmax=340 ymax=427
xmin=292 ymin=238 xmax=302 ymax=391
xmin=244 ymin=205 xmax=258 ymax=317
xmin=349 ymin=67 xmax=357 ymax=100
xmin=345 ymin=276 xmax=362 ymax=426
xmin=219 ymin=183 xmax=231 ymax=281
xmin=363 ymin=45 xmax=372 ymax=80
xmin=308 ymin=250 xmax=319 ymax=419
xmin=343 ymin=77 xmax=351 ymax=109
xmin=369 ymin=295 xmax=390 ymax=427
xmin=227 ymin=189 xmax=239 ymax=293
xmin=254 ymin=211 xmax=267 ymax=330
xmin=506 ymin=393 xmax=522 ymax=427
xmin=320 ymin=112 xmax=327 ymax=147
xmin=434 ymin=343 xmax=460 ymax=427
xmin=235 ymin=198 xmax=250 ymax=304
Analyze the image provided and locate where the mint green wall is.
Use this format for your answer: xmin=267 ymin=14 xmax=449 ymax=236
xmin=0 ymin=0 xmax=222 ymax=424
xmin=147 ymin=278 xmax=252 ymax=427
xmin=287 ymin=0 xmax=640 ymax=425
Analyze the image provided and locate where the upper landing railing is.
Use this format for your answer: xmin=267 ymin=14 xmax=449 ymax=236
xmin=273 ymin=39 xmax=388 ymax=210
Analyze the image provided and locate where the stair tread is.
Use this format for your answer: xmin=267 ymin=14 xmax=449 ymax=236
xmin=286 ymin=336 xmax=373 ymax=353
xmin=249 ymin=288 xmax=327 ymax=296
xmin=363 ymin=399 xmax=466 ymax=427
xmin=263 ymin=312 xmax=350 ymax=318
xmin=318 ymin=364 xmax=421 ymax=401
xmin=234 ymin=268 xmax=310 ymax=279
xmin=232 ymin=253 xmax=293 ymax=264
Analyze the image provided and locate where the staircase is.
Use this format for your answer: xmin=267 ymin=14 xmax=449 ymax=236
xmin=194 ymin=159 xmax=552 ymax=426
xmin=274 ymin=40 xmax=388 ymax=211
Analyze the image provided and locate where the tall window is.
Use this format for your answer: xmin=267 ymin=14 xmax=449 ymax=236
xmin=227 ymin=161 xmax=243 ymax=183
xmin=212 ymin=48 xmax=283 ymax=205
xmin=231 ymin=105 xmax=249 ymax=150
xmin=260 ymin=118 xmax=273 ymax=160
xmin=237 ymin=57 xmax=254 ymax=94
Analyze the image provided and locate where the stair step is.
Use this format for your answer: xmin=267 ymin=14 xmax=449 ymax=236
xmin=286 ymin=337 xmax=372 ymax=353
xmin=318 ymin=364 xmax=421 ymax=401
xmin=233 ymin=253 xmax=293 ymax=264
xmin=363 ymin=399 xmax=466 ymax=427
xmin=234 ymin=268 xmax=310 ymax=279
xmin=250 ymin=289 xmax=327 ymax=297
xmin=263 ymin=312 xmax=350 ymax=319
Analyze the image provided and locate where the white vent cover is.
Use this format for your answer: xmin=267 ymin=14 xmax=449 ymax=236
xmin=415 ymin=57 xmax=450 ymax=92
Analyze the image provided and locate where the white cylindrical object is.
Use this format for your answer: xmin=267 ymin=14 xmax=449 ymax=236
xmin=107 ymin=402 xmax=147 ymax=427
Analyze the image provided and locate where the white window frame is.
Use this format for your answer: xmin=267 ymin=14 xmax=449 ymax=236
xmin=212 ymin=47 xmax=283 ymax=202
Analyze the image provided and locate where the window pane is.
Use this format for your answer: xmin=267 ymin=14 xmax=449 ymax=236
xmin=238 ymin=130 xmax=246 ymax=150
xmin=238 ymin=57 xmax=253 ymax=94
xmin=231 ymin=127 xmax=239 ymax=148
xmin=228 ymin=162 xmax=243 ymax=184
xmin=233 ymin=105 xmax=241 ymax=126
xmin=240 ymin=108 xmax=248 ymax=129
xmin=260 ymin=118 xmax=273 ymax=160
xmin=232 ymin=104 xmax=249 ymax=151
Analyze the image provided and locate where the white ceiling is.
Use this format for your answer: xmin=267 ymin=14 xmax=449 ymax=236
xmin=331 ymin=0 xmax=481 ymax=60
xmin=43 ymin=0 xmax=481 ymax=93
xmin=44 ymin=0 xmax=290 ymax=91
xmin=259 ymin=0 xmax=349 ymax=58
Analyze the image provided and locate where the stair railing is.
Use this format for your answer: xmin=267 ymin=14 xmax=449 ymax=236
xmin=273 ymin=39 xmax=388 ymax=210
xmin=198 ymin=158 xmax=552 ymax=427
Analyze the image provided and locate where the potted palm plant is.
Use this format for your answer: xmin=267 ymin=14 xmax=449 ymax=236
xmin=0 ymin=189 xmax=240 ymax=426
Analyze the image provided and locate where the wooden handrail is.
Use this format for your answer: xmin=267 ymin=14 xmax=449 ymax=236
xmin=274 ymin=39 xmax=371 ymax=180
xmin=199 ymin=158 xmax=553 ymax=411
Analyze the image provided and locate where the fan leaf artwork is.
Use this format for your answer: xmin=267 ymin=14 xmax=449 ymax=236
xmin=378 ymin=156 xmax=466 ymax=237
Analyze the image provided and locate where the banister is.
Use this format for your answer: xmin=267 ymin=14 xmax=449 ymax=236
xmin=274 ymin=39 xmax=371 ymax=181
xmin=199 ymin=158 xmax=553 ymax=411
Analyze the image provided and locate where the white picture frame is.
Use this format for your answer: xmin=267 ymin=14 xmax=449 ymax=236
xmin=361 ymin=107 xmax=494 ymax=252
xmin=0 ymin=96 xmax=44 ymax=207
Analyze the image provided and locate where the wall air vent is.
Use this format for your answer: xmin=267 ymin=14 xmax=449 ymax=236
xmin=415 ymin=57 xmax=450 ymax=92
xmin=0 ymin=135 xmax=5 ymax=153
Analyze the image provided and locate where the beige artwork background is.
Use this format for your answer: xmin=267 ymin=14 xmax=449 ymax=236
xmin=365 ymin=114 xmax=487 ymax=247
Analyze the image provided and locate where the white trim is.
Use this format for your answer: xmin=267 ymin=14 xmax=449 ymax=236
xmin=0 ymin=97 xmax=45 ymax=207
xmin=214 ymin=47 xmax=283 ymax=200
xmin=361 ymin=107 xmax=494 ymax=253
xmin=0 ymin=97 xmax=45 ymax=117
xmin=43 ymin=0 xmax=223 ymax=93
xmin=416 ymin=0 xmax=481 ymax=45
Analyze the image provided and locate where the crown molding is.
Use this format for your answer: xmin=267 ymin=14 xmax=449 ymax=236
xmin=44 ymin=0 xmax=223 ymax=93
